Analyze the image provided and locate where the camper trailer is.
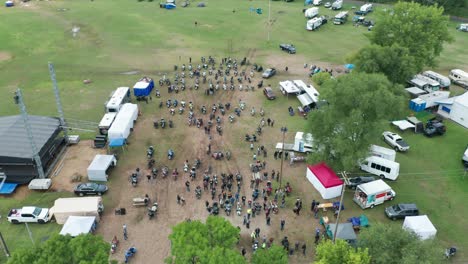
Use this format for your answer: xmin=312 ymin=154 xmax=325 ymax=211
xmin=313 ymin=0 xmax=322 ymax=6
xmin=353 ymin=180 xmax=396 ymax=209
xmin=408 ymin=74 xmax=440 ymax=93
xmin=360 ymin=156 xmax=400 ymax=180
xmin=334 ymin=11 xmax=348 ymax=25
xmin=105 ymin=87 xmax=131 ymax=113
xmin=370 ymin=145 xmax=396 ymax=162
xmin=331 ymin=0 xmax=342 ymax=10
xmin=355 ymin=3 xmax=373 ymax=15
xmin=306 ymin=16 xmax=327 ymax=31
xmin=422 ymin=71 xmax=450 ymax=90
xmin=449 ymin=69 xmax=468 ymax=88
xmin=305 ymin=7 xmax=319 ymax=19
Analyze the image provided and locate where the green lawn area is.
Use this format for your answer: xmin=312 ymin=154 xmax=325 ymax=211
xmin=0 ymin=0 xmax=467 ymax=262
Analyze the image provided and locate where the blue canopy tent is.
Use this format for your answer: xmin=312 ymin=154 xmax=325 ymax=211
xmin=133 ymin=77 xmax=154 ymax=97
xmin=109 ymin=138 xmax=126 ymax=147
xmin=305 ymin=0 xmax=313 ymax=5
xmin=0 ymin=183 xmax=18 ymax=194
xmin=165 ymin=3 xmax=176 ymax=9
xmin=345 ymin=64 xmax=355 ymax=70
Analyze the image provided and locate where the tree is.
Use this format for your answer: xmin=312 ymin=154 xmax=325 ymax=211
xmin=312 ymin=72 xmax=332 ymax=86
xmin=167 ymin=216 xmax=246 ymax=264
xmin=306 ymin=72 xmax=406 ymax=171
xmin=369 ymin=2 xmax=452 ymax=69
xmin=251 ymin=244 xmax=288 ymax=264
xmin=7 ymin=234 xmax=109 ymax=264
xmin=358 ymin=223 xmax=442 ymax=264
xmin=315 ymin=239 xmax=371 ymax=264
xmin=351 ymin=45 xmax=418 ymax=84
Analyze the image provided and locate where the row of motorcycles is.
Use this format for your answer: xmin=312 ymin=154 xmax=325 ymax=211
xmin=153 ymin=118 xmax=173 ymax=129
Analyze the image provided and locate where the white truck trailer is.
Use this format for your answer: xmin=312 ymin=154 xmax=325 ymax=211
xmin=353 ymin=180 xmax=396 ymax=209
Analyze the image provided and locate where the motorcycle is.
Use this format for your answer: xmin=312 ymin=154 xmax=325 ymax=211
xmin=168 ymin=149 xmax=174 ymax=160
xmin=184 ymin=161 xmax=189 ymax=172
xmin=239 ymin=101 xmax=246 ymax=110
xmin=124 ymin=247 xmax=137 ymax=263
xmin=160 ymin=119 xmax=166 ymax=129
xmin=152 ymin=167 xmax=158 ymax=178
xmin=111 ymin=236 xmax=119 ymax=254
xmin=161 ymin=166 xmax=169 ymax=178
xmin=216 ymin=116 xmax=221 ymax=124
xmin=170 ymin=108 xmax=175 ymax=116
xmin=172 ymin=168 xmax=179 ymax=181
xmin=130 ymin=173 xmax=138 ymax=187
xmin=225 ymin=202 xmax=232 ymax=216
xmin=195 ymin=187 xmax=202 ymax=199
xmin=250 ymin=107 xmax=256 ymax=116
xmin=260 ymin=108 xmax=265 ymax=116
xmin=153 ymin=120 xmax=159 ymax=129
xmin=201 ymin=106 xmax=207 ymax=114
xmin=147 ymin=146 xmax=154 ymax=159
xmin=194 ymin=159 xmax=201 ymax=169
xmin=236 ymin=202 xmax=242 ymax=216
xmin=229 ymin=115 xmax=235 ymax=123
xmin=147 ymin=159 xmax=155 ymax=169
xmin=445 ymin=247 xmax=457 ymax=259
xmin=179 ymin=107 xmax=184 ymax=114
xmin=148 ymin=202 xmax=158 ymax=219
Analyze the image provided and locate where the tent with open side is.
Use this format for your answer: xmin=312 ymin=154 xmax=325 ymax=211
xmin=87 ymin=155 xmax=116 ymax=182
xmin=59 ymin=216 xmax=97 ymax=237
xmin=403 ymin=215 xmax=437 ymax=240
xmin=50 ymin=197 xmax=103 ymax=224
xmin=306 ymin=162 xmax=344 ymax=199
xmin=326 ymin=223 xmax=357 ymax=244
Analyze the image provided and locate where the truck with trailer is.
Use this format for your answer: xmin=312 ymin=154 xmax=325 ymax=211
xmin=7 ymin=206 xmax=50 ymax=224
xmin=353 ymin=180 xmax=396 ymax=209
xmin=276 ymin=132 xmax=313 ymax=153
xmin=333 ymin=11 xmax=348 ymax=25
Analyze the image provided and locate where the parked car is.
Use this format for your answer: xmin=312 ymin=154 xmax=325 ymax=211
xmin=382 ymin=131 xmax=410 ymax=152
xmin=74 ymin=182 xmax=108 ymax=196
xmin=324 ymin=2 xmax=331 ymax=8
xmin=279 ymin=44 xmax=296 ymax=54
xmin=346 ymin=176 xmax=376 ymax=189
xmin=424 ymin=119 xmax=446 ymax=137
xmin=385 ymin=203 xmax=419 ymax=220
xmin=7 ymin=206 xmax=50 ymax=224
xmin=463 ymin=145 xmax=468 ymax=167
xmin=263 ymin=87 xmax=276 ymax=100
xmin=262 ymin=68 xmax=277 ymax=79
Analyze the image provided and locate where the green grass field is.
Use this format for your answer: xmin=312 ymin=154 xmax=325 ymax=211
xmin=0 ymin=0 xmax=468 ymax=262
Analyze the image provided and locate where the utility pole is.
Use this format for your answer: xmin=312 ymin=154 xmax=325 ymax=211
xmin=48 ymin=62 xmax=68 ymax=139
xmin=25 ymin=222 xmax=35 ymax=246
xmin=267 ymin=0 xmax=271 ymax=41
xmin=14 ymin=89 xmax=45 ymax=179
xmin=333 ymin=171 xmax=346 ymax=243
xmin=279 ymin=127 xmax=287 ymax=190
xmin=0 ymin=232 xmax=10 ymax=258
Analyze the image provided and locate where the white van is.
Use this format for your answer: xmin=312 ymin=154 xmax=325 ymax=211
xmin=422 ymin=71 xmax=451 ymax=89
xmin=105 ymin=87 xmax=131 ymax=113
xmin=360 ymin=156 xmax=400 ymax=180
xmin=449 ymin=69 xmax=468 ymax=88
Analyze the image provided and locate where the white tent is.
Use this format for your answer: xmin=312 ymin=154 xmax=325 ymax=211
xmin=306 ymin=163 xmax=343 ymax=199
xmin=87 ymin=154 xmax=117 ymax=181
xmin=60 ymin=216 xmax=96 ymax=237
xmin=403 ymin=215 xmax=437 ymax=240
xmin=50 ymin=197 xmax=103 ymax=224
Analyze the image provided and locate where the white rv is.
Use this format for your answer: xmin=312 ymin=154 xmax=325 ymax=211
xmin=334 ymin=11 xmax=348 ymax=25
xmin=408 ymin=74 xmax=440 ymax=92
xmin=449 ymin=69 xmax=468 ymax=88
xmin=306 ymin=17 xmax=326 ymax=31
xmin=313 ymin=0 xmax=322 ymax=6
xmin=370 ymin=145 xmax=396 ymax=162
xmin=105 ymin=87 xmax=131 ymax=113
xmin=98 ymin=112 xmax=117 ymax=135
xmin=360 ymin=156 xmax=400 ymax=180
xmin=356 ymin=3 xmax=373 ymax=15
xmin=422 ymin=71 xmax=450 ymax=89
xmin=305 ymin=7 xmax=319 ymax=19
xmin=331 ymin=0 xmax=342 ymax=10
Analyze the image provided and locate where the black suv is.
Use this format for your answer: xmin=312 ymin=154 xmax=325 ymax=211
xmin=424 ymin=119 xmax=446 ymax=137
xmin=385 ymin=203 xmax=419 ymax=220
xmin=346 ymin=176 xmax=375 ymax=189
xmin=279 ymin=44 xmax=296 ymax=54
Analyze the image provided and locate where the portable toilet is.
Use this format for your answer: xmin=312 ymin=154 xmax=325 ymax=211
xmin=410 ymin=98 xmax=426 ymax=112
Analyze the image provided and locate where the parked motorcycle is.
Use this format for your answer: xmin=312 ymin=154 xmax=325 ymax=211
xmin=147 ymin=146 xmax=154 ymax=159
xmin=111 ymin=236 xmax=119 ymax=254
xmin=148 ymin=203 xmax=158 ymax=219
xmin=130 ymin=173 xmax=138 ymax=187
xmin=445 ymin=247 xmax=457 ymax=259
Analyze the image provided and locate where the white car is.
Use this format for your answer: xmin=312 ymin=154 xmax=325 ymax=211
xmin=382 ymin=131 xmax=410 ymax=152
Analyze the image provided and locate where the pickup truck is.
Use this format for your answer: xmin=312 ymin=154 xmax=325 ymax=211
xmin=382 ymin=131 xmax=410 ymax=152
xmin=7 ymin=206 xmax=50 ymax=224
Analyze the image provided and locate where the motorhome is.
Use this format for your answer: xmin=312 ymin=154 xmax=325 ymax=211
xmin=449 ymin=69 xmax=468 ymax=88
xmin=353 ymin=180 xmax=396 ymax=209
xmin=105 ymin=87 xmax=131 ymax=113
xmin=355 ymin=3 xmax=373 ymax=15
xmin=422 ymin=71 xmax=451 ymax=90
xmin=306 ymin=16 xmax=327 ymax=30
xmin=305 ymin=7 xmax=319 ymax=19
xmin=331 ymin=0 xmax=342 ymax=10
xmin=333 ymin=11 xmax=348 ymax=25
xmin=408 ymin=74 xmax=440 ymax=92
xmin=360 ymin=156 xmax=400 ymax=180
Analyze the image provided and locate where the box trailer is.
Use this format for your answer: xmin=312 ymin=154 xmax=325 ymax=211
xmin=107 ymin=103 xmax=138 ymax=141
xmin=105 ymin=87 xmax=131 ymax=113
xmin=353 ymin=179 xmax=395 ymax=209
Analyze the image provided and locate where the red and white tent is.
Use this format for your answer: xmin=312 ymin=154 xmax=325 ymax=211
xmin=306 ymin=162 xmax=343 ymax=199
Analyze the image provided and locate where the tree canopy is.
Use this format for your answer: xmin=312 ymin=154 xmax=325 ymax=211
xmin=315 ymin=239 xmax=371 ymax=264
xmin=307 ymin=72 xmax=406 ymax=171
xmin=351 ymin=45 xmax=418 ymax=84
xmin=369 ymin=2 xmax=452 ymax=69
xmin=7 ymin=233 xmax=109 ymax=264
xmin=358 ymin=223 xmax=442 ymax=264
xmin=167 ymin=216 xmax=245 ymax=264
xmin=251 ymin=244 xmax=288 ymax=264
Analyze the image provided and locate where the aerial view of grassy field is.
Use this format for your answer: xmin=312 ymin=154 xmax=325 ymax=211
xmin=0 ymin=0 xmax=467 ymax=263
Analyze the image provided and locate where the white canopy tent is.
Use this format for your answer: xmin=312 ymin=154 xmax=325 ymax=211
xmin=403 ymin=215 xmax=437 ymax=240
xmin=59 ymin=216 xmax=96 ymax=237
xmin=50 ymin=197 xmax=103 ymax=224
xmin=87 ymin=155 xmax=117 ymax=181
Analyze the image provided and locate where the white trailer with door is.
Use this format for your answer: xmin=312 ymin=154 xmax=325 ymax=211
xmin=353 ymin=180 xmax=396 ymax=209
xmin=107 ymin=103 xmax=138 ymax=141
